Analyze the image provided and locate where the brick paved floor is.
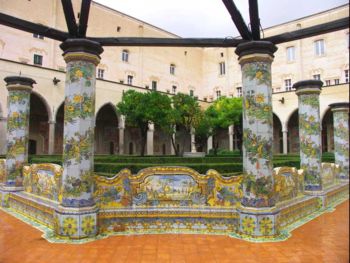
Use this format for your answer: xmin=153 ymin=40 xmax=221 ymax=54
xmin=0 ymin=200 xmax=348 ymax=263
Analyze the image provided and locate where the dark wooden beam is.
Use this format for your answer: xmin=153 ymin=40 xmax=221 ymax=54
xmin=78 ymin=0 xmax=91 ymax=37
xmin=265 ymin=17 xmax=349 ymax=44
xmin=88 ymin=37 xmax=246 ymax=47
xmin=249 ymin=0 xmax=260 ymax=40
xmin=61 ymin=0 xmax=78 ymax=36
xmin=222 ymin=0 xmax=252 ymax=40
xmin=0 ymin=12 xmax=69 ymax=41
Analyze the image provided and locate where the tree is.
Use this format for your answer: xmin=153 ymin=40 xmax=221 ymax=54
xmin=170 ymin=93 xmax=202 ymax=155
xmin=116 ymin=90 xmax=172 ymax=156
xmin=200 ymin=97 xmax=243 ymax=155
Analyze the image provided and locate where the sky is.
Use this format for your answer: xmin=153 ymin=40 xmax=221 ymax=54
xmin=94 ymin=0 xmax=348 ymax=38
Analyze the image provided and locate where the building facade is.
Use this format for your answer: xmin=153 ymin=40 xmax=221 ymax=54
xmin=0 ymin=1 xmax=348 ymax=155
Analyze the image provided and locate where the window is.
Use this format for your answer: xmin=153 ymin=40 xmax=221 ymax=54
xmin=284 ymin=79 xmax=292 ymax=91
xmin=314 ymin=39 xmax=325 ymax=56
xmin=313 ymin=74 xmax=321 ymax=81
xmin=33 ymin=33 xmax=44 ymax=39
xmin=122 ymin=50 xmax=129 ymax=62
xmin=334 ymin=79 xmax=339 ymax=85
xmin=189 ymin=90 xmax=194 ymax=96
xmin=33 ymin=54 xmax=43 ymax=66
xmin=172 ymin=85 xmax=177 ymax=94
xmin=325 ymin=80 xmax=331 ymax=86
xmin=127 ymin=75 xmax=133 ymax=85
xmin=151 ymin=81 xmax=157 ymax=91
xmin=170 ymin=64 xmax=175 ymax=75
xmin=236 ymin=87 xmax=242 ymax=97
xmin=286 ymin=46 xmax=295 ymax=62
xmin=216 ymin=90 xmax=221 ymax=99
xmin=219 ymin=62 xmax=225 ymax=75
xmin=203 ymin=97 xmax=208 ymax=102
xmin=345 ymin=70 xmax=349 ymax=83
xmin=97 ymin=69 xmax=104 ymax=79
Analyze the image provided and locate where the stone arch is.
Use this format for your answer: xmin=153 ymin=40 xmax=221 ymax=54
xmin=273 ymin=112 xmax=283 ymax=153
xmin=321 ymin=107 xmax=334 ymax=153
xmin=287 ymin=109 xmax=299 ymax=153
xmin=31 ymin=91 xmax=52 ymax=122
xmin=29 ymin=92 xmax=51 ymax=154
xmin=95 ymin=103 xmax=119 ymax=154
xmin=54 ymin=102 xmax=64 ymax=154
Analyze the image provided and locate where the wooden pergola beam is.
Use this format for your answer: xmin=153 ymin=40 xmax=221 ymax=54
xmin=0 ymin=12 xmax=69 ymax=41
xmin=222 ymin=0 xmax=252 ymax=40
xmin=61 ymin=0 xmax=78 ymax=36
xmin=249 ymin=0 xmax=260 ymax=40
xmin=88 ymin=37 xmax=246 ymax=47
xmin=78 ymin=0 xmax=91 ymax=37
xmin=265 ymin=17 xmax=349 ymax=44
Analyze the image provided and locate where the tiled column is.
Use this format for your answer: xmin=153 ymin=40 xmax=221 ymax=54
xmin=0 ymin=77 xmax=35 ymax=207
xmin=294 ymin=80 xmax=323 ymax=191
xmin=229 ymin=125 xmax=234 ymax=151
xmin=0 ymin=116 xmax=7 ymax=155
xmin=118 ymin=116 xmax=125 ymax=155
xmin=147 ymin=123 xmax=154 ymax=155
xmin=329 ymin=102 xmax=349 ymax=180
xmin=48 ymin=120 xmax=56 ymax=155
xmin=235 ymin=41 xmax=279 ymax=238
xmin=55 ymin=39 xmax=103 ymax=239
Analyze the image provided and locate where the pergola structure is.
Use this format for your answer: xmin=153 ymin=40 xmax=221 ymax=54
xmin=0 ymin=0 xmax=349 ymax=241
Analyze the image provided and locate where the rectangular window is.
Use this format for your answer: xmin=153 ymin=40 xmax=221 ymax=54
xmin=122 ymin=50 xmax=129 ymax=62
xmin=345 ymin=70 xmax=349 ymax=83
xmin=216 ymin=90 xmax=221 ymax=99
xmin=189 ymin=90 xmax=194 ymax=96
xmin=334 ymin=79 xmax=339 ymax=85
xmin=170 ymin=64 xmax=175 ymax=75
xmin=286 ymin=46 xmax=295 ymax=62
xmin=284 ymin=79 xmax=292 ymax=91
xmin=152 ymin=81 xmax=157 ymax=91
xmin=219 ymin=62 xmax=225 ymax=75
xmin=325 ymin=80 xmax=331 ymax=86
xmin=313 ymin=74 xmax=321 ymax=80
xmin=127 ymin=75 xmax=133 ymax=85
xmin=97 ymin=69 xmax=104 ymax=79
xmin=33 ymin=54 xmax=43 ymax=66
xmin=236 ymin=87 xmax=242 ymax=97
xmin=172 ymin=85 xmax=177 ymax=94
xmin=314 ymin=39 xmax=325 ymax=56
xmin=33 ymin=33 xmax=44 ymax=39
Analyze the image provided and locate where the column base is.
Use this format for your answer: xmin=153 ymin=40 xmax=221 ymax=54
xmin=237 ymin=205 xmax=279 ymax=238
xmin=55 ymin=205 xmax=99 ymax=239
xmin=0 ymin=184 xmax=24 ymax=207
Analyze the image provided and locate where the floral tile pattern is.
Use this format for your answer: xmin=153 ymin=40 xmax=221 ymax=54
xmin=61 ymin=60 xmax=96 ymax=208
xmin=332 ymin=110 xmax=349 ymax=179
xmin=241 ymin=61 xmax=274 ymax=208
xmin=5 ymin=90 xmax=31 ymax=186
xmin=298 ymin=94 xmax=322 ymax=190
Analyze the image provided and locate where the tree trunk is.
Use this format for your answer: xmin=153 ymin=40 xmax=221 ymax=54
xmin=139 ymin=126 xmax=148 ymax=156
xmin=170 ymin=134 xmax=179 ymax=156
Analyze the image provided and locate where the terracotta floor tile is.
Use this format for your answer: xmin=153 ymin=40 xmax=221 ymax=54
xmin=0 ymin=200 xmax=348 ymax=263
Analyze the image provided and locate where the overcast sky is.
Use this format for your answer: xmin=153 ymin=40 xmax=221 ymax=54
xmin=94 ymin=0 xmax=348 ymax=38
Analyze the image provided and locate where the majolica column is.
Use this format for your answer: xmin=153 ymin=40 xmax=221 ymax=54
xmin=235 ymin=41 xmax=278 ymax=238
xmin=190 ymin=127 xmax=196 ymax=153
xmin=294 ymin=80 xmax=323 ymax=191
xmin=55 ymin=39 xmax=103 ymax=239
xmin=329 ymin=102 xmax=349 ymax=180
xmin=0 ymin=116 xmax=7 ymax=155
xmin=236 ymin=41 xmax=277 ymax=208
xmin=207 ymin=135 xmax=213 ymax=154
xmin=4 ymin=77 xmax=35 ymax=188
xmin=282 ymin=123 xmax=288 ymax=154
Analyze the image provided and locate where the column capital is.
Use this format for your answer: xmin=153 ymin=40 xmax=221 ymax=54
xmin=294 ymin=80 xmax=322 ymax=96
xmin=4 ymin=76 xmax=36 ymax=92
xmin=329 ymin=102 xmax=349 ymax=112
xmin=60 ymin=39 xmax=103 ymax=65
xmin=235 ymin=41 xmax=277 ymax=64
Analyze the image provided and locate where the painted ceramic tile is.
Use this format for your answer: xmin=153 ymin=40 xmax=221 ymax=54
xmin=333 ymin=111 xmax=349 ymax=179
